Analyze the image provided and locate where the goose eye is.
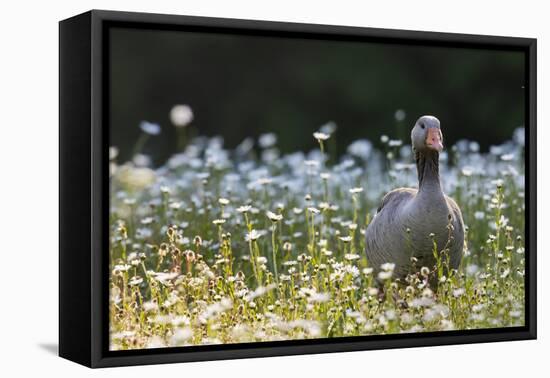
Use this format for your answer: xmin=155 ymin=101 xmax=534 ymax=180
xmin=420 ymin=124 xmax=425 ymax=129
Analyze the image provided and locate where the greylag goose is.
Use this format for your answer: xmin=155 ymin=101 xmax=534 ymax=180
xmin=365 ymin=115 xmax=464 ymax=280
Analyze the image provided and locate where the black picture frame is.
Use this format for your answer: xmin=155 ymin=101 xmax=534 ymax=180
xmin=59 ymin=9 xmax=537 ymax=368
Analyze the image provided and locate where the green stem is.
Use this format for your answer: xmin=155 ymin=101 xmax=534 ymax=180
xmin=271 ymin=225 xmax=279 ymax=284
xmin=132 ymin=133 xmax=149 ymax=158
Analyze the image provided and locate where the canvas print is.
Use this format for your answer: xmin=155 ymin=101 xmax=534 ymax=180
xmin=108 ymin=28 xmax=526 ymax=350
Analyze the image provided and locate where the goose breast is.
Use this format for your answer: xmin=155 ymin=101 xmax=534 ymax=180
xmin=365 ymin=189 xmax=464 ymax=279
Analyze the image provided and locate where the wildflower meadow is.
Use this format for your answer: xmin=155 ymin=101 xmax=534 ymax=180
xmin=109 ymin=110 xmax=525 ymax=350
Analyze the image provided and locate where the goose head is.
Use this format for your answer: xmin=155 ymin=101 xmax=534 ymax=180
xmin=411 ymin=115 xmax=443 ymax=154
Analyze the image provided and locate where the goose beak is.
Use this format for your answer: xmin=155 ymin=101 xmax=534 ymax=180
xmin=426 ymin=128 xmax=443 ymax=152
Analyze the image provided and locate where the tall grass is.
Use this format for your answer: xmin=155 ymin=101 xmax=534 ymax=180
xmin=109 ymin=124 xmax=525 ymax=350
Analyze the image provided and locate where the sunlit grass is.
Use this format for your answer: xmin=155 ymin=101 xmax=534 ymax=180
xmin=109 ymin=121 xmax=525 ymax=350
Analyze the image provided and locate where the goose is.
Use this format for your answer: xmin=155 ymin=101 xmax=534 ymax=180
xmin=365 ymin=115 xmax=464 ymax=280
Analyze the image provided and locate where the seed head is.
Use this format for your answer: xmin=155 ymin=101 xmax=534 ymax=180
xmin=380 ymin=262 xmax=395 ymax=271
xmin=140 ymin=121 xmax=161 ymax=135
xmin=170 ymin=104 xmax=193 ymax=127
xmin=307 ymin=207 xmax=320 ymax=215
xmin=266 ymin=211 xmax=283 ymax=222
xmin=185 ymin=250 xmax=196 ymax=262
xmin=420 ymin=266 xmax=430 ymax=277
xmin=194 ymin=235 xmax=202 ymax=247
xmin=236 ymin=205 xmax=252 ymax=213
xmin=245 ymin=229 xmax=262 ymax=242
xmin=339 ymin=236 xmax=352 ymax=243
xmin=313 ymin=132 xmax=330 ymax=141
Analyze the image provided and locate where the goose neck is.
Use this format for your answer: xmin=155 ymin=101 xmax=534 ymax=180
xmin=416 ymin=150 xmax=442 ymax=194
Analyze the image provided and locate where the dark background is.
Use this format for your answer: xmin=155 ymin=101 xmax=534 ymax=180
xmin=109 ymin=27 xmax=525 ymax=165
